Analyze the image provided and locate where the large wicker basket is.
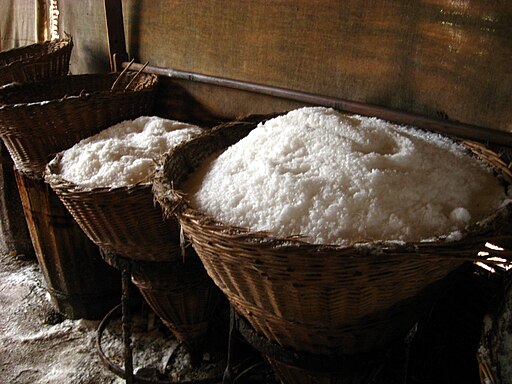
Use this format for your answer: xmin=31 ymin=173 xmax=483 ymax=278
xmin=0 ymin=71 xmax=158 ymax=176
xmin=0 ymin=39 xmax=72 ymax=86
xmin=153 ymin=115 xmax=512 ymax=361
xmin=45 ymin=135 xmax=223 ymax=355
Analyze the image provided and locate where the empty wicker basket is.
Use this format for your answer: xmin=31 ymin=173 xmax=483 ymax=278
xmin=153 ymin=114 xmax=512 ymax=383
xmin=0 ymin=71 xmax=158 ymax=176
xmin=0 ymin=38 xmax=72 ymax=86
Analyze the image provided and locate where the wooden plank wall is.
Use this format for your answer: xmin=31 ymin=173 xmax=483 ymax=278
xmin=59 ymin=0 xmax=511 ymax=132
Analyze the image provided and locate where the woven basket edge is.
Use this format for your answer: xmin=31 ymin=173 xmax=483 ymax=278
xmin=0 ymin=72 xmax=158 ymax=111
xmin=153 ymin=113 xmax=512 ymax=260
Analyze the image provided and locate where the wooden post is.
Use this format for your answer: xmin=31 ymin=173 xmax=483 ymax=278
xmin=104 ymin=0 xmax=128 ymax=72
xmin=15 ymin=170 xmax=121 ymax=320
xmin=0 ymin=144 xmax=34 ymax=258
xmin=35 ymin=0 xmax=47 ymax=42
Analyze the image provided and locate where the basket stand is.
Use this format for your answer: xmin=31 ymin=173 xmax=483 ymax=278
xmin=222 ymin=306 xmax=417 ymax=384
xmin=96 ymin=250 xmax=226 ymax=384
xmin=97 ymin=251 xmax=136 ymax=384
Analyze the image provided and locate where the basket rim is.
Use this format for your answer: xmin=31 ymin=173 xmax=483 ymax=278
xmin=0 ymin=38 xmax=72 ymax=56
xmin=153 ymin=114 xmax=512 ymax=260
xmin=165 ymin=190 xmax=512 ymax=257
xmin=0 ymin=38 xmax=72 ymax=65
xmin=0 ymin=72 xmax=158 ymax=110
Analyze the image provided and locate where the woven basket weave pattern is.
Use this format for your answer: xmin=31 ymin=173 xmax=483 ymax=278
xmin=0 ymin=72 xmax=158 ymax=176
xmin=154 ymin=116 xmax=512 ymax=355
xmin=45 ymin=175 xmax=182 ymax=262
xmin=130 ymin=256 xmax=222 ymax=351
xmin=0 ymin=39 xmax=72 ymax=86
xmin=179 ymin=210 xmax=464 ymax=354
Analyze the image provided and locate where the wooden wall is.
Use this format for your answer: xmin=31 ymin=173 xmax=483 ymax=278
xmin=59 ymin=0 xmax=511 ymax=132
xmin=58 ymin=1 xmax=111 ymax=74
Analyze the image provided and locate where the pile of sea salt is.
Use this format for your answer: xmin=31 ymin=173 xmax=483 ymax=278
xmin=56 ymin=116 xmax=203 ymax=188
xmin=185 ymin=107 xmax=508 ymax=245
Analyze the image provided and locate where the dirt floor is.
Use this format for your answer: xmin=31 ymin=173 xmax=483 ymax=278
xmin=0 ymin=251 xmax=228 ymax=384
xmin=0 ymin=252 xmax=120 ymax=383
xmin=0 ymin=251 xmax=271 ymax=384
xmin=1 ymin=250 xmax=510 ymax=384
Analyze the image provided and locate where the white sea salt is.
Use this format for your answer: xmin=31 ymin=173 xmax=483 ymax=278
xmin=57 ymin=116 xmax=203 ymax=188
xmin=185 ymin=107 xmax=507 ymax=245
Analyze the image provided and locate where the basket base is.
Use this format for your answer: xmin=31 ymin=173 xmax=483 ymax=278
xmin=227 ymin=268 xmax=464 ymax=384
xmin=234 ymin=309 xmax=398 ymax=384
xmin=101 ymin=249 xmax=223 ymax=357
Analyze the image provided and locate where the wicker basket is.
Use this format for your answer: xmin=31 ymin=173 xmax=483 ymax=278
xmin=44 ymin=172 xmax=180 ymax=262
xmin=0 ymin=39 xmax=72 ymax=86
xmin=45 ymin=136 xmax=223 ymax=355
xmin=130 ymin=253 xmax=223 ymax=355
xmin=0 ymin=71 xmax=158 ymax=176
xmin=153 ymin=115 xmax=512 ymax=360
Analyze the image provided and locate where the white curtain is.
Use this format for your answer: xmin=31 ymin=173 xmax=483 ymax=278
xmin=0 ymin=0 xmax=51 ymax=51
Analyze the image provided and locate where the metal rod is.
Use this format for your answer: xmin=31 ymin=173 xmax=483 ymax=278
xmin=222 ymin=305 xmax=236 ymax=384
xmin=96 ymin=303 xmax=181 ymax=384
xmin=123 ymin=61 xmax=512 ymax=147
xmin=121 ymin=263 xmax=134 ymax=384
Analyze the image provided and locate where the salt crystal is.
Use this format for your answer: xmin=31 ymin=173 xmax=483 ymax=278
xmin=185 ymin=107 xmax=507 ymax=245
xmin=57 ymin=116 xmax=203 ymax=188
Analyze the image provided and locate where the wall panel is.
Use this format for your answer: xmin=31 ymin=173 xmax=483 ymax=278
xmin=59 ymin=1 xmax=512 ymax=131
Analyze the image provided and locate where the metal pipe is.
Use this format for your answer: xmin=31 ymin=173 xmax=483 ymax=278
xmin=123 ymin=62 xmax=512 ymax=147
xmin=121 ymin=264 xmax=134 ymax=384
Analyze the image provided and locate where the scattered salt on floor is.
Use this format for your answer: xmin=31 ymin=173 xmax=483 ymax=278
xmin=0 ymin=254 xmax=122 ymax=384
xmin=0 ymin=254 xmax=224 ymax=383
xmin=185 ymin=107 xmax=507 ymax=245
xmin=55 ymin=116 xmax=203 ymax=188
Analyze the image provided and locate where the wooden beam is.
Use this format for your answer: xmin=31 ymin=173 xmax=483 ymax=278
xmin=124 ymin=61 xmax=512 ymax=147
xmin=104 ymin=0 xmax=128 ymax=72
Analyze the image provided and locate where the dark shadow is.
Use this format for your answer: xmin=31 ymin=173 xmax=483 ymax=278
xmin=155 ymin=77 xmax=229 ymax=128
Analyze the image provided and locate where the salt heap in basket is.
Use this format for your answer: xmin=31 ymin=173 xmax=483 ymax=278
xmin=155 ymin=106 xmax=511 ymax=383
xmin=57 ymin=115 xmax=202 ymax=189
xmin=185 ymin=107 xmax=507 ymax=245
xmin=46 ymin=116 xmax=222 ymax=357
